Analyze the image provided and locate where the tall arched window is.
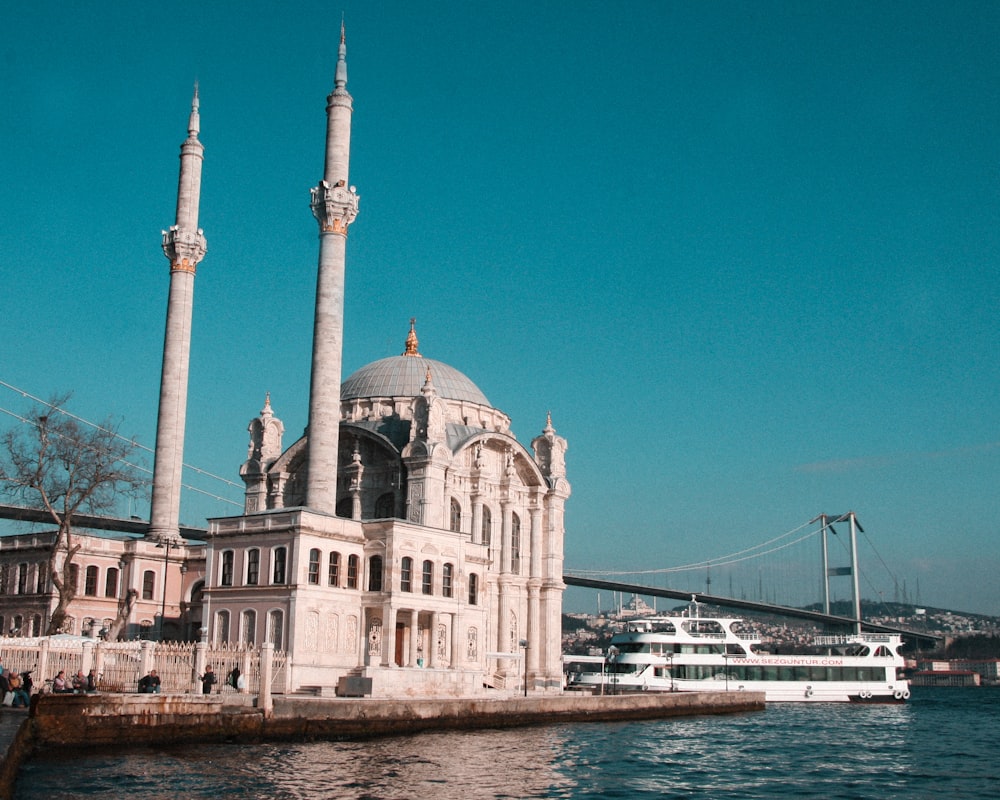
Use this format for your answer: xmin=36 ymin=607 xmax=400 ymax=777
xmin=481 ymin=506 xmax=492 ymax=547
xmin=329 ymin=552 xmax=341 ymax=586
xmin=105 ymin=567 xmax=119 ymax=598
xmin=368 ymin=555 xmax=383 ymax=592
xmin=36 ymin=564 xmax=46 ymax=594
xmin=142 ymin=570 xmax=155 ymax=600
xmin=308 ymin=549 xmax=320 ymax=585
xmin=421 ymin=560 xmax=433 ymax=595
xmin=400 ymin=557 xmax=413 ymax=592
xmin=221 ymin=551 xmax=234 ymax=586
xmin=215 ymin=610 xmax=230 ymax=645
xmin=246 ymin=549 xmax=260 ymax=585
xmin=84 ymin=565 xmax=98 ymax=596
xmin=267 ymin=609 xmax=284 ymax=650
xmin=17 ymin=564 xmax=28 ymax=594
xmin=68 ymin=564 xmax=80 ymax=594
xmin=468 ymin=573 xmax=479 ymax=605
xmin=442 ymin=563 xmax=454 ymax=598
xmin=511 ymin=513 xmax=521 ymax=573
xmin=241 ymin=609 xmax=256 ymax=645
xmin=346 ymin=555 xmax=359 ymax=589
xmin=375 ymin=492 xmax=394 ymax=518
xmin=272 ymin=547 xmax=287 ymax=584
xmin=450 ymin=498 xmax=462 ymax=532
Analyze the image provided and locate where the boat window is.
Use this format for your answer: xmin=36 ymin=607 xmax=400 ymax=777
xmin=616 ymin=643 xmax=646 ymax=653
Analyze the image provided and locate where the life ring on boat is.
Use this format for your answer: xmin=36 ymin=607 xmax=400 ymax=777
xmin=902 ymin=689 xmax=910 ymax=700
xmin=893 ymin=689 xmax=904 ymax=700
xmin=860 ymin=690 xmax=871 ymax=700
xmin=805 ymin=686 xmax=814 ymax=698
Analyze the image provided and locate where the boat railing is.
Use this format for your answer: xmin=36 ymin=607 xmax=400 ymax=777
xmin=814 ymin=633 xmax=894 ymax=646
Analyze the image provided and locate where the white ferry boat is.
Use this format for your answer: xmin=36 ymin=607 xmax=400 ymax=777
xmin=566 ymin=609 xmax=911 ymax=703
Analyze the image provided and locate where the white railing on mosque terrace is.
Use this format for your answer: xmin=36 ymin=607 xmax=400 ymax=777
xmin=0 ymin=636 xmax=287 ymax=699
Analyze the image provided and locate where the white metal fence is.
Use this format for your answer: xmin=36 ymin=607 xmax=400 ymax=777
xmin=0 ymin=636 xmax=285 ymax=697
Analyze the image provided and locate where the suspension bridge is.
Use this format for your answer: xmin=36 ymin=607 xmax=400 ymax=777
xmin=1 ymin=381 xmax=938 ymax=645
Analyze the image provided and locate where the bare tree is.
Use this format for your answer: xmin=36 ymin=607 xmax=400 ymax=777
xmin=0 ymin=394 xmax=147 ymax=635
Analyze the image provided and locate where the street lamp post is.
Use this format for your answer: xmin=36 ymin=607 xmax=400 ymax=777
xmin=156 ymin=541 xmax=173 ymax=641
xmin=519 ymin=639 xmax=529 ymax=697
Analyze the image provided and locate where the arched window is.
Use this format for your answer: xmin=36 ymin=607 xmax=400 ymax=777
xmin=68 ymin=564 xmax=80 ymax=594
xmin=241 ymin=609 xmax=256 ymax=645
xmin=442 ymin=563 xmax=454 ymax=598
xmin=267 ymin=609 xmax=284 ymax=650
xmin=421 ymin=560 xmax=433 ymax=595
xmin=221 ymin=551 xmax=234 ymax=586
xmin=346 ymin=555 xmax=359 ymax=589
xmin=31 ymin=615 xmax=42 ymax=636
xmin=400 ymin=557 xmax=413 ymax=592
xmin=450 ymin=498 xmax=462 ymax=533
xmin=481 ymin=506 xmax=492 ymax=547
xmin=215 ymin=610 xmax=230 ymax=645
xmin=246 ymin=549 xmax=260 ymax=585
xmin=308 ymin=549 xmax=320 ymax=585
xmin=36 ymin=564 xmax=46 ymax=594
xmin=329 ymin=552 xmax=341 ymax=587
xmin=142 ymin=570 xmax=155 ymax=600
xmin=368 ymin=555 xmax=383 ymax=592
xmin=468 ymin=573 xmax=479 ymax=605
xmin=511 ymin=513 xmax=521 ymax=573
xmin=375 ymin=492 xmax=394 ymax=518
xmin=272 ymin=547 xmax=287 ymax=584
xmin=105 ymin=567 xmax=119 ymax=598
xmin=84 ymin=565 xmax=98 ymax=596
xmin=17 ymin=564 xmax=28 ymax=595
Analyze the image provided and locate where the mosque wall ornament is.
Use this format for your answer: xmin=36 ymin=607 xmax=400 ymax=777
xmin=310 ymin=180 xmax=359 ymax=234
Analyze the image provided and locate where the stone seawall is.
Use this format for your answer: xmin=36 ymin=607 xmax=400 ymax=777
xmin=0 ymin=691 xmax=763 ymax=797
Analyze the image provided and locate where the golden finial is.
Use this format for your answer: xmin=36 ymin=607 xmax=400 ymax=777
xmin=403 ymin=318 xmax=421 ymax=357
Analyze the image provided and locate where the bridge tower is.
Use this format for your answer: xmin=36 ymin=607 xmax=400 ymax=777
xmin=816 ymin=512 xmax=863 ymax=634
xmin=148 ymin=87 xmax=207 ymax=545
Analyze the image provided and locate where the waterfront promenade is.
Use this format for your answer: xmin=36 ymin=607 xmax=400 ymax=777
xmin=0 ymin=691 xmax=763 ymax=797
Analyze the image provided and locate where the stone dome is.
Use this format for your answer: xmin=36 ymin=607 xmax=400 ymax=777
xmin=341 ymin=355 xmax=491 ymax=406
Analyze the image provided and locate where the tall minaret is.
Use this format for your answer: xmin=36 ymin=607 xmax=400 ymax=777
xmin=306 ymin=24 xmax=360 ymax=513
xmin=148 ymin=87 xmax=207 ymax=543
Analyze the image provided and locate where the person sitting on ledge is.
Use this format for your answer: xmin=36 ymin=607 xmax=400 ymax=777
xmin=138 ymin=670 xmax=162 ymax=694
xmin=71 ymin=671 xmax=87 ymax=693
xmin=7 ymin=672 xmax=29 ymax=708
xmin=52 ymin=670 xmax=71 ymax=693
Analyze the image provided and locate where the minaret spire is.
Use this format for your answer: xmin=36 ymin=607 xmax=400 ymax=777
xmin=149 ymin=85 xmax=207 ymax=543
xmin=306 ymin=29 xmax=360 ymax=512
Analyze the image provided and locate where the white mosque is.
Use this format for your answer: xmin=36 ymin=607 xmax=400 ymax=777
xmin=0 ymin=29 xmax=570 ymax=698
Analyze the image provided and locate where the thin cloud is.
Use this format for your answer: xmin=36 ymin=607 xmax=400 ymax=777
xmin=796 ymin=441 xmax=1000 ymax=474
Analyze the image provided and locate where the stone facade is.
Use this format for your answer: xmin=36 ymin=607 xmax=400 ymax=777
xmin=201 ymin=30 xmax=570 ymax=696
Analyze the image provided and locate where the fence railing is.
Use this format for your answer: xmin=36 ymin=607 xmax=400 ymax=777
xmin=0 ymin=637 xmax=285 ymax=700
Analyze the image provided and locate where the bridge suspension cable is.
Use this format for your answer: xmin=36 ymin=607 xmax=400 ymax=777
xmin=0 ymin=379 xmax=242 ymax=507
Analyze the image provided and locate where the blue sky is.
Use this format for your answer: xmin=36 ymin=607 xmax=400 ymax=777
xmin=2 ymin=2 xmax=998 ymax=615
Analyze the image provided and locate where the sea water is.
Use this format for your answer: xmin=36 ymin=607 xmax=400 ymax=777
xmin=13 ymin=688 xmax=1000 ymax=799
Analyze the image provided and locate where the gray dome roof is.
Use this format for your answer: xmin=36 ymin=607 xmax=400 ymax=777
xmin=341 ymin=356 xmax=491 ymax=406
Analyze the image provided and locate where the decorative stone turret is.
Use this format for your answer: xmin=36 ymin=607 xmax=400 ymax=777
xmin=240 ymin=394 xmax=285 ymax=513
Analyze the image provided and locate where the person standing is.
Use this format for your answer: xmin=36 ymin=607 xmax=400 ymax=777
xmin=200 ymin=665 xmax=217 ymax=695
